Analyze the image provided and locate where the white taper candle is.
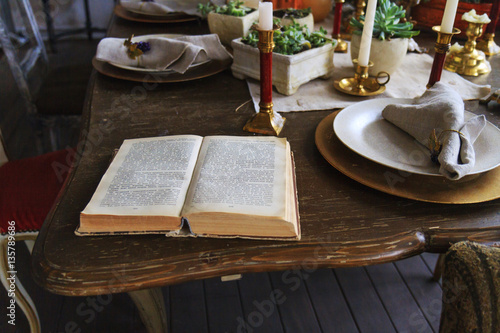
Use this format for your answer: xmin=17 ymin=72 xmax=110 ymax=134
xmin=358 ymin=0 xmax=378 ymax=67
xmin=259 ymin=2 xmax=273 ymax=30
xmin=440 ymin=0 xmax=459 ymax=33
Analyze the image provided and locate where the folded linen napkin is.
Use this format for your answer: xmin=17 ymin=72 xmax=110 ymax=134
xmin=95 ymin=34 xmax=231 ymax=74
xmin=382 ymin=82 xmax=486 ymax=180
xmin=120 ymin=0 xmax=226 ymax=17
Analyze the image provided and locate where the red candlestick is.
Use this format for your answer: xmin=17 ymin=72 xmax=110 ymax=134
xmin=243 ymin=26 xmax=285 ymax=135
xmin=486 ymin=0 xmax=500 ymax=34
xmin=260 ymin=51 xmax=273 ymax=106
xmin=427 ymin=52 xmax=447 ymax=88
xmin=332 ymin=0 xmax=348 ymax=53
xmin=427 ymin=26 xmax=459 ymax=88
xmin=256 ymin=28 xmax=276 ymax=111
xmin=333 ymin=1 xmax=343 ymax=36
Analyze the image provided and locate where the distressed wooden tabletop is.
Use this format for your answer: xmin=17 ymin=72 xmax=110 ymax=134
xmin=32 ymin=16 xmax=500 ymax=296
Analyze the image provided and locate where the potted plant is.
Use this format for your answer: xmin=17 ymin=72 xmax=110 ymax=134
xmin=349 ymin=0 xmax=419 ymax=75
xmin=231 ymin=21 xmax=337 ymax=95
xmin=269 ymin=0 xmax=332 ymax=22
xmin=273 ymin=7 xmax=315 ymax=31
xmin=410 ymin=0 xmax=495 ymax=37
xmin=198 ymin=1 xmax=260 ymax=45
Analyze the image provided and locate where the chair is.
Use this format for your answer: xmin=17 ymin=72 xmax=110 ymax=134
xmin=41 ymin=0 xmax=105 ymax=52
xmin=439 ymin=241 xmax=500 ymax=333
xmin=0 ymin=0 xmax=70 ymax=157
xmin=0 ymin=129 xmax=74 ymax=333
xmin=0 ymin=0 xmax=48 ymax=107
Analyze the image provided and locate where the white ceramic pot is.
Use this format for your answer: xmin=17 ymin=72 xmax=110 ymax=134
xmin=274 ymin=13 xmax=315 ymax=32
xmin=240 ymin=0 xmax=260 ymax=8
xmin=231 ymin=38 xmax=335 ymax=95
xmin=207 ymin=10 xmax=260 ymax=46
xmin=350 ymin=33 xmax=409 ymax=75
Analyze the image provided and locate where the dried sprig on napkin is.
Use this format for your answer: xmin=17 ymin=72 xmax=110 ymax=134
xmin=428 ymin=129 xmax=466 ymax=165
xmin=428 ymin=129 xmax=442 ymax=164
xmin=124 ymin=35 xmax=151 ymax=60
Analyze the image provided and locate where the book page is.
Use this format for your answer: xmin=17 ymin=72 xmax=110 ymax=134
xmin=82 ymin=135 xmax=203 ymax=217
xmin=182 ymin=136 xmax=287 ymax=218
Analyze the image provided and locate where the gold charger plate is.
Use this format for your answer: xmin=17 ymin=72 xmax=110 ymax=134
xmin=315 ymin=111 xmax=500 ymax=204
xmin=92 ymin=57 xmax=231 ymax=83
xmin=114 ymin=4 xmax=197 ymax=23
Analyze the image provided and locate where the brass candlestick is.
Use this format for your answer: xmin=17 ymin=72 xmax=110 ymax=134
xmin=333 ymin=0 xmax=348 ymax=53
xmin=345 ymin=0 xmax=366 ymax=38
xmin=477 ymin=0 xmax=500 ymax=56
xmin=477 ymin=33 xmax=500 ymax=56
xmin=427 ymin=26 xmax=460 ymax=88
xmin=334 ymin=60 xmax=390 ymax=96
xmin=243 ymin=25 xmax=285 ymax=136
xmin=444 ymin=21 xmax=491 ymax=76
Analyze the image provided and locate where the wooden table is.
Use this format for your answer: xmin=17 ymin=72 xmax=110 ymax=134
xmin=32 ymin=14 xmax=500 ymax=332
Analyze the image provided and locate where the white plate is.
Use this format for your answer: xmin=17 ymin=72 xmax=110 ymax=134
xmin=108 ymin=34 xmax=211 ymax=73
xmin=333 ymin=98 xmax=500 ymax=176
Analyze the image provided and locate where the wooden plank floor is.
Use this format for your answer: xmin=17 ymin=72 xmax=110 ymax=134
xmin=0 ymin=243 xmax=442 ymax=332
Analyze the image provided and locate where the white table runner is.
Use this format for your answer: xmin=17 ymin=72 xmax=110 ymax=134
xmin=246 ymin=46 xmax=491 ymax=113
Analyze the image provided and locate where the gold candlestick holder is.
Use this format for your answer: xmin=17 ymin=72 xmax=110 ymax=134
xmin=334 ymin=60 xmax=390 ymax=96
xmin=243 ymin=25 xmax=285 ymax=136
xmin=444 ymin=21 xmax=491 ymax=76
xmin=477 ymin=0 xmax=499 ymax=56
xmin=427 ymin=26 xmax=460 ymax=88
xmin=346 ymin=0 xmax=366 ymax=37
xmin=333 ymin=36 xmax=348 ymax=53
xmin=243 ymin=101 xmax=286 ymax=136
xmin=333 ymin=0 xmax=348 ymax=53
xmin=477 ymin=32 xmax=500 ymax=57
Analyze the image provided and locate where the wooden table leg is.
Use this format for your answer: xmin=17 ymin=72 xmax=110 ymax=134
xmin=128 ymin=288 xmax=168 ymax=333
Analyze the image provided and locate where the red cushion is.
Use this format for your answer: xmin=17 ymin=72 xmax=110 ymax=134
xmin=0 ymin=148 xmax=74 ymax=234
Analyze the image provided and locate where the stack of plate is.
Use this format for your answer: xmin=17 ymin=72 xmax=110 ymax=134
xmin=106 ymin=34 xmax=211 ymax=74
xmin=114 ymin=3 xmax=197 ymax=23
xmin=315 ymin=98 xmax=500 ymax=204
xmin=92 ymin=34 xmax=231 ymax=83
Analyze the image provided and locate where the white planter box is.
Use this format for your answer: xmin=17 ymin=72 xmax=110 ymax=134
xmin=231 ymin=38 xmax=335 ymax=95
xmin=207 ymin=11 xmax=260 ymax=46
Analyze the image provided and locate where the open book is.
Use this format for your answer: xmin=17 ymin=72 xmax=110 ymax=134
xmin=77 ymin=135 xmax=300 ymax=240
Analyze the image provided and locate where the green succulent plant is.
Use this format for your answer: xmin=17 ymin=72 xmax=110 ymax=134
xmin=242 ymin=20 xmax=334 ymax=56
xmin=350 ymin=0 xmax=420 ymax=40
xmin=273 ymin=7 xmax=312 ymax=19
xmin=197 ymin=1 xmax=254 ymax=17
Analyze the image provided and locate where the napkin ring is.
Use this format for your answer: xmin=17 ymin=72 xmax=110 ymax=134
xmin=428 ymin=129 xmax=465 ymax=164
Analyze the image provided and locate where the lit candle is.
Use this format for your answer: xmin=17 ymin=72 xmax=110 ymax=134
xmin=440 ymin=0 xmax=459 ymax=33
xmin=259 ymin=2 xmax=273 ymax=30
xmin=358 ymin=0 xmax=377 ymax=67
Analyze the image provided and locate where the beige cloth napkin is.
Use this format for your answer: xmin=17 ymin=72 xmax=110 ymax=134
xmin=120 ymin=0 xmax=226 ymax=17
xmin=96 ymin=34 xmax=231 ymax=74
xmin=382 ymin=82 xmax=486 ymax=180
xmin=246 ymin=51 xmax=491 ymax=112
